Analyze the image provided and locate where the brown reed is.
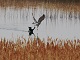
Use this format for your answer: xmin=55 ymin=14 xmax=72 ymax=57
xmin=0 ymin=37 xmax=80 ymax=60
xmin=0 ymin=0 xmax=80 ymax=12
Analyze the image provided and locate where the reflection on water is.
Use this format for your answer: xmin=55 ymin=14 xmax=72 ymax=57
xmin=0 ymin=7 xmax=80 ymax=40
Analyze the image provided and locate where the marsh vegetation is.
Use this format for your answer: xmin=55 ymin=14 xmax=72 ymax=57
xmin=0 ymin=0 xmax=80 ymax=11
xmin=0 ymin=37 xmax=80 ymax=60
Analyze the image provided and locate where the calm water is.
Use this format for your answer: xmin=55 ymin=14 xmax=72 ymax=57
xmin=0 ymin=7 xmax=80 ymax=40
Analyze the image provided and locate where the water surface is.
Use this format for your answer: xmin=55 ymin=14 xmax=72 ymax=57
xmin=0 ymin=7 xmax=80 ymax=40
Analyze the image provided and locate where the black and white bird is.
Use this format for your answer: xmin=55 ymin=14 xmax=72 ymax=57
xmin=32 ymin=14 xmax=45 ymax=28
xmin=28 ymin=27 xmax=35 ymax=36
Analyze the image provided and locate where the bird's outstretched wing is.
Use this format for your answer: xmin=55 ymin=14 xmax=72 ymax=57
xmin=33 ymin=16 xmax=37 ymax=23
xmin=36 ymin=14 xmax=45 ymax=27
xmin=38 ymin=14 xmax=45 ymax=23
xmin=32 ymin=13 xmax=37 ymax=24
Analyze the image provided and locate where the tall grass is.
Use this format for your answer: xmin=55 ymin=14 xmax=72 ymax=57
xmin=0 ymin=0 xmax=80 ymax=12
xmin=0 ymin=37 xmax=80 ymax=60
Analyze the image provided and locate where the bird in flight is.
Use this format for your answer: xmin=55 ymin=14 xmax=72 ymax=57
xmin=32 ymin=14 xmax=45 ymax=28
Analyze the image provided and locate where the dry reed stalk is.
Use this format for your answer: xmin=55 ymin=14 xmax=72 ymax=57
xmin=0 ymin=38 xmax=80 ymax=60
xmin=0 ymin=0 xmax=80 ymax=12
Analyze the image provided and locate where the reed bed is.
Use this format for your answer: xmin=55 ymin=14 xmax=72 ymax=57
xmin=0 ymin=37 xmax=80 ymax=60
xmin=0 ymin=0 xmax=80 ymax=12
